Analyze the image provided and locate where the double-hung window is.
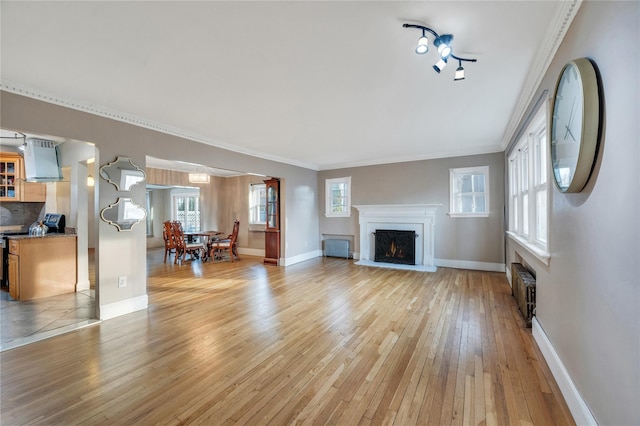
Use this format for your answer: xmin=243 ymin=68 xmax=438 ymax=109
xmin=449 ymin=166 xmax=490 ymax=217
xmin=508 ymin=102 xmax=549 ymax=259
xmin=249 ymin=183 xmax=267 ymax=230
xmin=325 ymin=177 xmax=351 ymax=217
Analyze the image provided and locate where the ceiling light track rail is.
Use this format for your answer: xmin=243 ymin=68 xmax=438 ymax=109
xmin=403 ymin=23 xmax=477 ymax=80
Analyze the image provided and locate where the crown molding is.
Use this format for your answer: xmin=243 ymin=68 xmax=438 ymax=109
xmin=499 ymin=0 xmax=582 ymax=151
xmin=319 ymin=144 xmax=503 ymax=171
xmin=0 ymin=81 xmax=320 ymax=171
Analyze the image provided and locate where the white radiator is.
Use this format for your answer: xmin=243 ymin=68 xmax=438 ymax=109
xmin=325 ymin=239 xmax=350 ymax=259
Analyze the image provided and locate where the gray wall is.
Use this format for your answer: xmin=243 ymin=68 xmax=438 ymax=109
xmin=319 ymin=152 xmax=505 ymax=267
xmin=505 ymin=2 xmax=639 ymax=425
xmin=0 ymin=91 xmax=321 ymax=318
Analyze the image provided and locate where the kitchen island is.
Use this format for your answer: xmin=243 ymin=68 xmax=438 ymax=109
xmin=7 ymin=234 xmax=77 ymax=301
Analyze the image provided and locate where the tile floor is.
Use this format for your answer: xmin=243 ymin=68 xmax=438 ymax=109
xmin=0 ymin=288 xmax=99 ymax=351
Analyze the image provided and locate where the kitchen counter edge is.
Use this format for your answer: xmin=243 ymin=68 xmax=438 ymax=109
xmin=6 ymin=234 xmax=77 ymax=240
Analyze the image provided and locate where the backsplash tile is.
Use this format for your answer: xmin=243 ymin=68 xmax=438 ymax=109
xmin=0 ymin=202 xmax=45 ymax=230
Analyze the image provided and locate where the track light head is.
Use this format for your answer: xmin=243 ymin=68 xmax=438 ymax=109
xmin=434 ymin=34 xmax=453 ymax=58
xmin=454 ymin=60 xmax=465 ymax=81
xmin=433 ymin=58 xmax=448 ymax=73
xmin=415 ymin=35 xmax=429 ymax=55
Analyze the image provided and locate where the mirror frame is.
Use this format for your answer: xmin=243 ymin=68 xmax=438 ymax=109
xmin=100 ymin=197 xmax=147 ymax=232
xmin=99 ymin=156 xmax=146 ymax=191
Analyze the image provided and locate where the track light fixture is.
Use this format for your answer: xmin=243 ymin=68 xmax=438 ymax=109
xmin=403 ymin=23 xmax=477 ymax=80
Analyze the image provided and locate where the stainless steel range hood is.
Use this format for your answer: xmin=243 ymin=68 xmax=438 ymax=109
xmin=23 ymin=138 xmax=62 ymax=182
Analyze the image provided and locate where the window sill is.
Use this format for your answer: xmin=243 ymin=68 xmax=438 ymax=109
xmin=248 ymin=224 xmax=266 ymax=232
xmin=448 ymin=212 xmax=490 ymax=218
xmin=506 ymin=231 xmax=550 ymax=266
xmin=325 ymin=213 xmax=351 ymax=218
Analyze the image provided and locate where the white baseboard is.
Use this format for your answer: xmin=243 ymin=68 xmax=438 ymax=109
xmin=532 ymin=318 xmax=597 ymax=426
xmin=282 ymin=249 xmax=322 ymax=266
xmin=76 ymin=279 xmax=91 ymax=291
xmin=435 ymin=258 xmax=506 ymax=272
xmin=505 ymin=266 xmax=513 ymax=287
xmin=99 ymin=295 xmax=148 ymax=321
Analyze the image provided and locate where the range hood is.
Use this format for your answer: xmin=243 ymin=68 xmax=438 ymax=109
xmin=23 ymin=138 xmax=62 ymax=182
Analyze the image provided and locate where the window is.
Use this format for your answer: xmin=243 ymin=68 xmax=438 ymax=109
xmin=449 ymin=166 xmax=490 ymax=217
xmin=325 ymin=177 xmax=351 ymax=217
xmin=249 ymin=183 xmax=266 ymax=228
xmin=508 ymin=102 xmax=549 ymax=256
xmin=173 ymin=192 xmax=201 ymax=233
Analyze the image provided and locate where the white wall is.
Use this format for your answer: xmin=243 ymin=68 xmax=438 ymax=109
xmin=505 ymin=2 xmax=639 ymax=425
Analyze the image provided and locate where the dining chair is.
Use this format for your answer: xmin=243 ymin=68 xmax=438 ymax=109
xmin=171 ymin=221 xmax=205 ymax=264
xmin=162 ymin=221 xmax=178 ymax=263
xmin=209 ymin=220 xmax=240 ymax=262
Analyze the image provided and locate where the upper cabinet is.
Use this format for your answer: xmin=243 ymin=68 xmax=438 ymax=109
xmin=0 ymin=153 xmax=46 ymax=202
xmin=0 ymin=153 xmax=20 ymax=201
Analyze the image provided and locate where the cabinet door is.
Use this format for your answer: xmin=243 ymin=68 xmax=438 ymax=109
xmin=8 ymin=253 xmax=19 ymax=300
xmin=0 ymin=156 xmax=20 ymax=201
xmin=20 ymin=181 xmax=47 ymax=202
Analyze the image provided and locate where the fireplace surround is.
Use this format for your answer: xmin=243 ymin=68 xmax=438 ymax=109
xmin=354 ymin=204 xmax=440 ymax=272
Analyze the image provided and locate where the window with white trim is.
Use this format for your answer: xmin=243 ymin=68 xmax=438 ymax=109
xmin=325 ymin=177 xmax=351 ymax=217
xmin=508 ymin=102 xmax=548 ymax=250
xmin=249 ymin=183 xmax=266 ymax=227
xmin=172 ymin=191 xmax=201 ymax=233
xmin=449 ymin=166 xmax=490 ymax=217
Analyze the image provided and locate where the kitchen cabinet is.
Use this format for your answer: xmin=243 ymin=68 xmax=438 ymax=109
xmin=0 ymin=154 xmax=20 ymax=201
xmin=0 ymin=152 xmax=46 ymax=202
xmin=7 ymin=235 xmax=77 ymax=301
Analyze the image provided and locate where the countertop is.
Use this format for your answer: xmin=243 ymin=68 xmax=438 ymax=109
xmin=6 ymin=233 xmax=77 ymax=240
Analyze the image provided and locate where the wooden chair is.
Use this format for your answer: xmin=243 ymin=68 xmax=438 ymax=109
xmin=209 ymin=220 xmax=239 ymax=262
xmin=171 ymin=221 xmax=205 ymax=264
xmin=162 ymin=221 xmax=178 ymax=263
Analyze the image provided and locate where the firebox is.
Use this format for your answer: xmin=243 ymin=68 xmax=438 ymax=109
xmin=374 ymin=230 xmax=416 ymax=265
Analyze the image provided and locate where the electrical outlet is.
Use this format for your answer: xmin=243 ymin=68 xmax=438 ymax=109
xmin=118 ymin=276 xmax=127 ymax=288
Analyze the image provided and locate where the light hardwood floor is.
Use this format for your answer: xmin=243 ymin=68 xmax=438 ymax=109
xmin=0 ymin=252 xmax=574 ymax=425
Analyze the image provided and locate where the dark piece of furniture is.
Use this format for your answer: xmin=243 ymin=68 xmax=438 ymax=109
xmin=209 ymin=221 xmax=240 ymax=262
xmin=162 ymin=221 xmax=178 ymax=263
xmin=264 ymin=178 xmax=280 ymax=265
xmin=171 ymin=221 xmax=204 ymax=264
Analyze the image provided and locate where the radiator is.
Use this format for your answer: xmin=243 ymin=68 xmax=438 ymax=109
xmin=511 ymin=263 xmax=536 ymax=327
xmin=325 ymin=239 xmax=350 ymax=259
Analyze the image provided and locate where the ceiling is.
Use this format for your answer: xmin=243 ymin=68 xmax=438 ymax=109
xmin=0 ymin=1 xmax=572 ymax=171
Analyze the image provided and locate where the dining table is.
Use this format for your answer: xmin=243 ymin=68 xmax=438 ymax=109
xmin=184 ymin=230 xmax=224 ymax=261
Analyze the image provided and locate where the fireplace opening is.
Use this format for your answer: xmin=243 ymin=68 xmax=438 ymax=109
xmin=374 ymin=230 xmax=416 ymax=265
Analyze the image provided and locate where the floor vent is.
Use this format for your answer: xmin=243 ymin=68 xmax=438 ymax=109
xmin=325 ymin=239 xmax=350 ymax=259
xmin=511 ymin=263 xmax=536 ymax=327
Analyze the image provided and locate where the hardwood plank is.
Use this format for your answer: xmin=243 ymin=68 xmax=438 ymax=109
xmin=0 ymin=251 xmax=575 ymax=425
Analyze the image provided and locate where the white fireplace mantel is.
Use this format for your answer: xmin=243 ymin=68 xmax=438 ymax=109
xmin=354 ymin=204 xmax=440 ymax=272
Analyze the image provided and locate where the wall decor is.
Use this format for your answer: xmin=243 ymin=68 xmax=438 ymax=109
xmin=100 ymin=156 xmax=146 ymax=191
xmin=550 ymin=58 xmax=602 ymax=193
xmin=100 ymin=197 xmax=147 ymax=231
